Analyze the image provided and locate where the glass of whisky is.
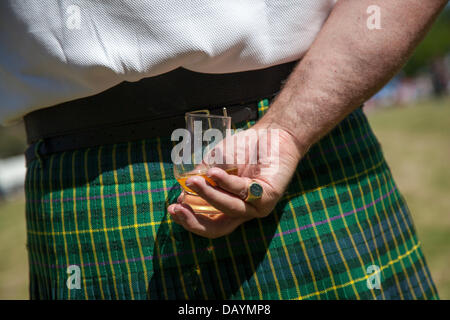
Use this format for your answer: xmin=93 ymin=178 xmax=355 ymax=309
xmin=173 ymin=109 xmax=238 ymax=214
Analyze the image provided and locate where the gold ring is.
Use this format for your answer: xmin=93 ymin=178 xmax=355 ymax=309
xmin=244 ymin=180 xmax=263 ymax=202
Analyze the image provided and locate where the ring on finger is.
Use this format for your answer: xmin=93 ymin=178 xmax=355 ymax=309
xmin=244 ymin=180 xmax=263 ymax=202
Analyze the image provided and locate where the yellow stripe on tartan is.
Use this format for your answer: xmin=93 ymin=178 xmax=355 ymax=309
xmin=156 ymin=137 xmax=189 ymax=299
xmin=27 ymin=221 xmax=164 ymax=236
xmin=370 ymin=160 xmax=417 ymax=299
xmin=290 ymin=172 xmax=325 ymax=297
xmin=39 ymin=150 xmax=55 ymax=297
xmin=272 ymin=207 xmax=303 ymax=298
xmin=98 ymin=147 xmax=120 ymax=299
xmin=187 ymin=232 xmax=209 ymax=299
xmin=295 ymin=241 xmax=422 ymax=300
xmin=380 ymin=171 xmax=427 ymax=299
xmin=305 ymin=153 xmax=361 ymax=299
xmin=57 ymin=153 xmax=73 ymax=299
xmin=225 ymin=235 xmax=246 ymax=299
xmin=349 ymin=114 xmax=405 ymax=298
xmin=294 ymin=170 xmax=340 ymax=299
xmin=142 ymin=140 xmax=169 ymax=299
xmin=240 ymin=225 xmax=263 ymax=299
xmin=208 ymin=239 xmax=227 ymax=299
xmin=367 ymin=163 xmax=407 ymax=298
xmin=112 ymin=145 xmax=136 ymax=299
xmin=245 ymin=104 xmax=288 ymax=299
xmin=356 ymin=122 xmax=418 ymax=299
xmin=397 ymin=204 xmax=437 ymax=298
xmin=34 ymin=150 xmax=49 ymax=296
xmin=169 ymin=140 xmax=208 ymax=299
xmin=27 ymin=158 xmax=386 ymax=238
xmin=387 ymin=153 xmax=437 ymax=299
xmin=242 ymin=120 xmax=266 ymax=299
xmin=32 ymin=160 xmax=48 ymax=296
xmin=348 ymin=117 xmax=403 ymax=298
xmin=84 ymin=149 xmax=106 ymax=299
xmin=260 ymin=97 xmax=318 ymax=299
xmin=317 ymin=139 xmax=378 ymax=299
xmin=287 ymin=201 xmax=321 ymax=299
xmin=291 ymin=156 xmax=324 ymax=298
xmin=336 ymin=124 xmax=387 ymax=299
xmin=48 ymin=154 xmax=61 ymax=297
xmin=258 ymin=99 xmax=269 ymax=115
xmin=31 ymin=161 xmax=45 ymax=296
xmin=284 ymin=158 xmax=384 ymax=201
xmin=72 ymin=151 xmax=89 ymax=299
xmin=256 ymin=219 xmax=283 ymax=299
xmin=127 ymin=143 xmax=150 ymax=291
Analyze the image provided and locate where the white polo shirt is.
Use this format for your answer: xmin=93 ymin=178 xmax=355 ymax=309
xmin=0 ymin=0 xmax=337 ymax=124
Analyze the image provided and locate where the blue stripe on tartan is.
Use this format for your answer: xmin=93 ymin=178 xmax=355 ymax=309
xmin=25 ymin=101 xmax=438 ymax=300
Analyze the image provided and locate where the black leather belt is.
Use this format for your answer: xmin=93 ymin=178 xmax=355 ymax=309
xmin=24 ymin=60 xmax=298 ymax=165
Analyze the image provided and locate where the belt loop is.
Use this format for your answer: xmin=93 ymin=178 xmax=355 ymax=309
xmin=33 ymin=139 xmax=45 ymax=168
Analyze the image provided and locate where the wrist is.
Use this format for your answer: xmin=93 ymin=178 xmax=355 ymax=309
xmin=255 ymin=115 xmax=313 ymax=160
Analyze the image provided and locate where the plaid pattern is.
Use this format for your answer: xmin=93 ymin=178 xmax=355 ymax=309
xmin=25 ymin=98 xmax=438 ymax=300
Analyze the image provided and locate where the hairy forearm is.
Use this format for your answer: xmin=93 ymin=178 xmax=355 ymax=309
xmin=259 ymin=0 xmax=448 ymax=153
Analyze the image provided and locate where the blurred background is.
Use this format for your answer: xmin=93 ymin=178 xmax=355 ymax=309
xmin=1 ymin=7 xmax=449 ymax=300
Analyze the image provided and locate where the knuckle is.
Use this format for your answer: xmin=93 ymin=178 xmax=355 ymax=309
xmin=253 ymin=207 xmax=271 ymax=218
xmin=212 ymin=172 xmax=226 ymax=184
xmin=227 ymin=203 xmax=243 ymax=215
xmin=238 ymin=188 xmax=248 ymax=200
xmin=195 ymin=180 xmax=207 ymax=192
xmin=193 ymin=185 xmax=208 ymax=197
xmin=269 ymin=188 xmax=283 ymax=200
xmin=202 ymin=189 xmax=216 ymax=201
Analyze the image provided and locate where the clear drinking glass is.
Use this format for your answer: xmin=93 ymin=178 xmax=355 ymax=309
xmin=173 ymin=110 xmax=238 ymax=214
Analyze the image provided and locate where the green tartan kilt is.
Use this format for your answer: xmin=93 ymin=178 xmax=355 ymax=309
xmin=25 ymin=98 xmax=439 ymax=300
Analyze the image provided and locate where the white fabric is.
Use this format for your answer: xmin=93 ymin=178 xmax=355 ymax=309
xmin=0 ymin=0 xmax=336 ymax=124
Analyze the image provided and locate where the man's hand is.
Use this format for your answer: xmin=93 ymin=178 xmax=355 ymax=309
xmin=168 ymin=124 xmax=305 ymax=239
xmin=168 ymin=0 xmax=448 ymax=239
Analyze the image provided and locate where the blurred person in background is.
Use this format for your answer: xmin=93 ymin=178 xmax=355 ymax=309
xmin=430 ymin=56 xmax=449 ymax=96
xmin=0 ymin=0 xmax=448 ymax=300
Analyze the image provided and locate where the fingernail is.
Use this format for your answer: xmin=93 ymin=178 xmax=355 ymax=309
xmin=207 ymin=168 xmax=220 ymax=178
xmin=175 ymin=205 xmax=187 ymax=217
xmin=185 ymin=178 xmax=196 ymax=188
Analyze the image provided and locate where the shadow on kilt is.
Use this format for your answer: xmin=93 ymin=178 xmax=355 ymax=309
xmin=25 ymin=98 xmax=438 ymax=300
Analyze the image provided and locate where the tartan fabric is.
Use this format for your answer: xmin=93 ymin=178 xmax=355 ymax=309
xmin=25 ymin=98 xmax=439 ymax=300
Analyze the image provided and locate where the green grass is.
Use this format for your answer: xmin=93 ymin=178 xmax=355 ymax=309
xmin=367 ymin=97 xmax=450 ymax=299
xmin=0 ymin=98 xmax=449 ymax=299
xmin=0 ymin=196 xmax=28 ymax=299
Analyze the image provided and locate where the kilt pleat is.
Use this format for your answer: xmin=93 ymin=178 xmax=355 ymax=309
xmin=24 ymin=98 xmax=439 ymax=299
